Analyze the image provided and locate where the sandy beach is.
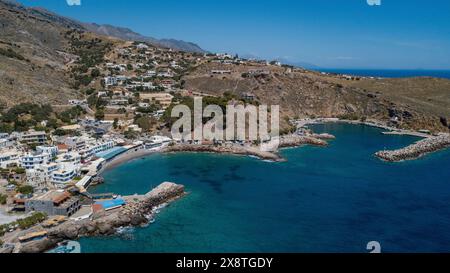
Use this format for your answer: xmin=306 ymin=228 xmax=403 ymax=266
xmin=100 ymin=147 xmax=160 ymax=174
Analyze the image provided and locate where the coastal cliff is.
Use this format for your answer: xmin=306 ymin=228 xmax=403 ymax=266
xmin=375 ymin=134 xmax=450 ymax=162
xmin=17 ymin=182 xmax=186 ymax=253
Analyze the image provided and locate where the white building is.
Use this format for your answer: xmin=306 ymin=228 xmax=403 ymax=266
xmin=0 ymin=150 xmax=21 ymax=169
xmin=36 ymin=146 xmax=59 ymax=158
xmin=20 ymin=152 xmax=52 ymax=170
xmin=136 ymin=43 xmax=149 ymax=50
xmin=104 ymin=76 xmax=118 ymax=87
xmin=116 ymin=75 xmax=129 ymax=83
xmin=216 ymin=53 xmax=233 ymax=59
xmin=0 ymin=138 xmax=12 ymax=149
xmin=69 ymin=99 xmax=87 ymax=106
xmin=91 ymin=141 xmax=115 ymax=154
xmin=146 ymin=70 xmax=156 ymax=77
xmin=51 ymin=164 xmax=80 ymax=186
xmin=127 ymin=81 xmax=155 ymax=90
xmin=56 ymin=152 xmax=81 ymax=165
xmin=157 ymin=69 xmax=174 ymax=78
xmin=19 ymin=130 xmax=47 ymax=145
xmin=64 ymin=136 xmax=88 ymax=151
xmin=145 ymin=135 xmax=172 ymax=149
xmin=127 ymin=124 xmax=142 ymax=133
xmin=26 ymin=163 xmax=59 ymax=189
xmin=79 ymin=140 xmax=116 ymax=161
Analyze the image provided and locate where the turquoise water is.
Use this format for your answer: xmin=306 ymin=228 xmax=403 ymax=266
xmin=79 ymin=124 xmax=450 ymax=253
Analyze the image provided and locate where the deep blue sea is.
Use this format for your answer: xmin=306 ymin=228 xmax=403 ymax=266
xmin=314 ymin=69 xmax=450 ymax=79
xmin=79 ymin=124 xmax=450 ymax=253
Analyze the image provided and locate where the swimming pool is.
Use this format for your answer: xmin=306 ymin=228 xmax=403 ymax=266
xmin=95 ymin=198 xmax=126 ymax=210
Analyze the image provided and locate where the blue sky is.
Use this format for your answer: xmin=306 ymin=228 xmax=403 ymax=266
xmin=16 ymin=0 xmax=450 ymax=69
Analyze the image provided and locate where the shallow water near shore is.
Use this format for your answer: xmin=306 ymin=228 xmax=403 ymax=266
xmin=79 ymin=124 xmax=450 ymax=253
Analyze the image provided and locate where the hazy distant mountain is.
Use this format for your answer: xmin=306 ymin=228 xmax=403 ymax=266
xmin=82 ymin=23 xmax=206 ymax=53
xmin=3 ymin=0 xmax=206 ymax=54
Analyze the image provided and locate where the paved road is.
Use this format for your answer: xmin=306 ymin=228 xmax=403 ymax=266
xmin=52 ymin=104 xmax=95 ymax=115
xmin=0 ymin=208 xmax=25 ymax=225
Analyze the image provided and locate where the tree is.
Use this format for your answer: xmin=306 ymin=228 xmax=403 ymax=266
xmin=87 ymin=94 xmax=98 ymax=108
xmin=85 ymin=88 xmax=96 ymax=96
xmin=124 ymin=129 xmax=139 ymax=139
xmin=95 ymin=109 xmax=105 ymax=121
xmin=0 ymin=194 xmax=7 ymax=205
xmin=46 ymin=118 xmax=59 ymax=129
xmin=91 ymin=68 xmax=100 ymax=78
xmin=113 ymin=118 xmax=119 ymax=129
xmin=135 ymin=116 xmax=156 ymax=132
xmin=16 ymin=212 xmax=47 ymax=229
xmin=53 ymin=129 xmax=69 ymax=136
xmin=17 ymin=185 xmax=34 ymax=195
xmin=0 ymin=123 xmax=13 ymax=133
xmin=13 ymin=168 xmax=26 ymax=175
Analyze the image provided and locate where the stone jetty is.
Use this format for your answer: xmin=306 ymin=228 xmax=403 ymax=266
xmin=375 ymin=134 xmax=450 ymax=162
xmin=163 ymin=135 xmax=330 ymax=162
xmin=164 ymin=143 xmax=285 ymax=161
xmin=14 ymin=182 xmax=185 ymax=253
xmin=279 ymin=135 xmax=329 ymax=148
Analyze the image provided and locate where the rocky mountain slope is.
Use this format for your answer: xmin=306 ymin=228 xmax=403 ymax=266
xmin=0 ymin=0 xmax=448 ymax=133
xmin=82 ymin=23 xmax=206 ymax=53
xmin=184 ymin=63 xmax=450 ymax=132
xmin=0 ymin=0 xmax=80 ymax=106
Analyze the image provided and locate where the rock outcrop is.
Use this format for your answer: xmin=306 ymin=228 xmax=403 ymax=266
xmin=164 ymin=144 xmax=284 ymax=161
xmin=163 ymin=136 xmax=329 ymax=162
xmin=279 ymin=135 xmax=328 ymax=148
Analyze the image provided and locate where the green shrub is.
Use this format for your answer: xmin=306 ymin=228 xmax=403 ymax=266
xmin=16 ymin=212 xmax=47 ymax=230
xmin=0 ymin=194 xmax=7 ymax=205
xmin=17 ymin=185 xmax=34 ymax=195
xmin=0 ymin=48 xmax=26 ymax=61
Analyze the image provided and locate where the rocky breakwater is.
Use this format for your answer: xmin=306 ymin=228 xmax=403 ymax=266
xmin=163 ymin=143 xmax=285 ymax=162
xmin=279 ymin=135 xmax=329 ymax=148
xmin=18 ymin=182 xmax=186 ymax=253
xmin=164 ymin=135 xmax=330 ymax=162
xmin=375 ymin=134 xmax=450 ymax=162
